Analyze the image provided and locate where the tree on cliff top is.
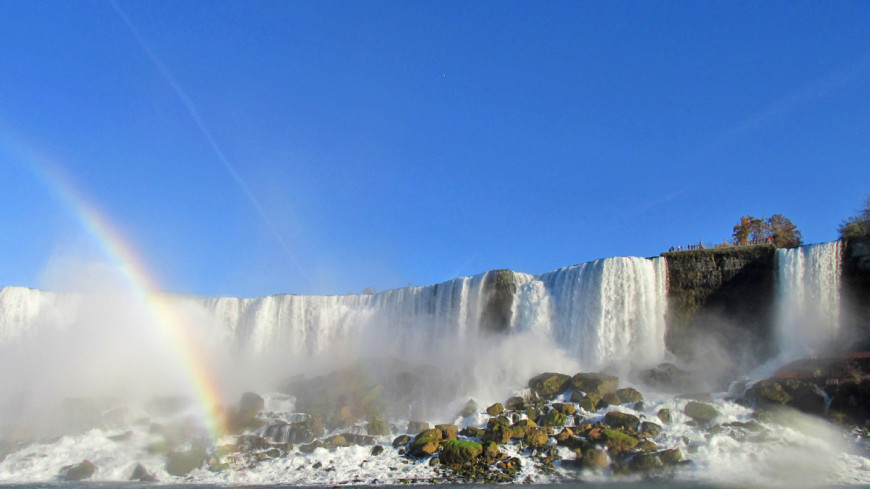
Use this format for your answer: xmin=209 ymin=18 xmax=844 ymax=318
xmin=839 ymin=194 xmax=870 ymax=239
xmin=732 ymin=214 xmax=802 ymax=248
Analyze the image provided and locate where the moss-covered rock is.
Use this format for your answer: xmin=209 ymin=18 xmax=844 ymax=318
xmin=486 ymin=403 xmax=504 ymax=416
xmin=410 ymin=436 xmax=440 ymax=457
xmin=392 ymin=434 xmax=411 ymax=447
xmin=637 ymin=440 xmax=658 ymax=452
xmin=628 ymin=452 xmax=662 ymax=471
xmin=370 ymin=445 xmax=384 ymax=456
xmin=571 ymin=372 xmax=619 ymax=395
xmin=657 ymin=448 xmax=683 ymax=465
xmin=657 ymin=408 xmax=673 ymax=424
xmin=684 ymin=401 xmax=719 ymax=424
xmin=578 ymin=448 xmax=609 ymax=468
xmin=604 ymin=411 xmax=640 ymax=431
xmin=601 ymin=429 xmax=638 ymax=453
xmin=440 ymin=440 xmax=483 ymax=465
xmin=415 ymin=428 xmax=443 ymax=441
xmin=524 ymin=428 xmax=549 ymax=448
xmin=601 ymin=392 xmax=621 ymax=406
xmin=460 ymin=426 xmax=486 ymax=438
xmin=640 ymin=421 xmax=662 ymax=437
xmin=553 ymin=403 xmax=577 ymax=415
xmin=539 ymin=410 xmax=567 ymax=427
xmin=529 ymin=372 xmax=572 ymax=399
xmin=616 ymin=388 xmax=643 ymax=404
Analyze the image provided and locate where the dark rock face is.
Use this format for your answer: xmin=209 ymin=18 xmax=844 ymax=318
xmin=604 ymin=411 xmax=640 ymax=432
xmin=844 ymin=237 xmax=870 ymax=330
xmin=480 ymin=270 xmax=523 ymax=333
xmin=663 ymin=246 xmax=776 ymax=363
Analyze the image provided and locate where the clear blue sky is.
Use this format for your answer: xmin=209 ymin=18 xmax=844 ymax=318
xmin=1 ymin=1 xmax=868 ymax=298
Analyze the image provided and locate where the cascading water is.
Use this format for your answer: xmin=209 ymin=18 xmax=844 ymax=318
xmin=513 ymin=256 xmax=668 ymax=371
xmin=774 ymin=241 xmax=843 ymax=360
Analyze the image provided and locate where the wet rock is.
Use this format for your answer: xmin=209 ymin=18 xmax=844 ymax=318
xmin=616 ymin=388 xmax=643 ymax=404
xmin=657 ymin=448 xmax=683 ymax=465
xmin=410 ymin=436 xmax=440 ymax=457
xmin=571 ymin=372 xmax=619 ymax=396
xmin=529 ymin=372 xmax=572 ymax=399
xmin=576 ymin=393 xmax=601 ymax=412
xmin=505 ymin=396 xmax=527 ymax=411
xmin=415 ymin=428 xmax=443 ymax=441
xmin=628 ymin=452 xmax=662 ymax=471
xmin=440 ymin=440 xmax=483 ymax=464
xmin=604 ymin=411 xmax=640 ymax=431
xmin=640 ymin=421 xmax=662 ymax=437
xmin=538 ymin=410 xmax=567 ymax=427
xmin=486 ymin=403 xmax=504 ymax=416
xmin=370 ymin=445 xmax=385 ymax=456
xmin=657 ymin=408 xmax=673 ymax=424
xmin=745 ymin=379 xmax=791 ymax=406
xmin=637 ymin=440 xmax=658 ymax=452
xmin=460 ymin=426 xmax=486 ymax=438
xmin=61 ymin=460 xmax=96 ymax=481
xmin=166 ymin=446 xmax=207 ymax=476
xmin=553 ymin=403 xmax=577 ymax=415
xmin=392 ymin=435 xmax=411 ymax=448
xmin=130 ymin=463 xmax=156 ymax=482
xmin=523 ymin=428 xmax=549 ymax=448
xmin=684 ymin=401 xmax=719 ymax=424
xmin=324 ymin=434 xmax=348 ymax=448
xmin=458 ymin=400 xmax=478 ymax=418
xmin=601 ymin=392 xmax=621 ymax=406
xmin=600 ymin=429 xmax=638 ymax=453
xmin=435 ymin=424 xmax=458 ymax=433
xmin=483 ymin=440 xmax=502 ymax=463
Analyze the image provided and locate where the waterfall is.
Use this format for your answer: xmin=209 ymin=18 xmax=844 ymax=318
xmin=775 ymin=241 xmax=843 ymax=360
xmin=0 ymin=258 xmax=668 ymax=371
xmin=513 ymin=256 xmax=668 ymax=371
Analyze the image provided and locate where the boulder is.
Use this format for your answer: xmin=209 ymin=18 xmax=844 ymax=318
xmin=571 ymin=372 xmax=619 ymax=395
xmin=538 ymin=410 xmax=567 ymax=427
xmin=600 ymin=429 xmax=638 ymax=453
xmin=458 ymin=400 xmax=478 ymax=418
xmin=657 ymin=408 xmax=672 ymax=424
xmin=415 ymin=428 xmax=442 ymax=441
xmin=553 ymin=403 xmax=577 ymax=415
xmin=523 ymin=428 xmax=549 ymax=448
xmin=637 ymin=440 xmax=658 ymax=452
xmin=601 ymin=392 xmax=621 ymax=406
xmin=657 ymin=448 xmax=683 ymax=465
xmin=629 ymin=452 xmax=662 ymax=471
xmin=529 ymin=372 xmax=572 ymax=399
xmin=410 ymin=436 xmax=440 ymax=457
xmin=460 ymin=426 xmax=486 ymax=438
xmin=439 ymin=440 xmax=483 ymax=465
xmin=616 ymin=388 xmax=643 ymax=404
xmin=486 ymin=403 xmax=504 ymax=416
xmin=392 ymin=434 xmax=411 ymax=447
xmin=684 ymin=401 xmax=719 ymax=424
xmin=505 ymin=396 xmax=527 ymax=411
xmin=435 ymin=424 xmax=458 ymax=433
xmin=62 ymin=460 xmax=96 ymax=481
xmin=370 ymin=445 xmax=384 ymax=456
xmin=604 ymin=411 xmax=640 ymax=432
xmin=640 ymin=421 xmax=662 ymax=437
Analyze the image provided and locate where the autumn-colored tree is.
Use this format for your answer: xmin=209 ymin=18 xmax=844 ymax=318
xmin=732 ymin=214 xmax=802 ymax=248
xmin=839 ymin=194 xmax=870 ymax=239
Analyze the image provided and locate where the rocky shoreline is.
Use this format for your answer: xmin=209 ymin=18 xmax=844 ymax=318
xmin=8 ymin=359 xmax=869 ymax=484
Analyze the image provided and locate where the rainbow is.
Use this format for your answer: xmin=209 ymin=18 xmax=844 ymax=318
xmin=2 ymin=132 xmax=227 ymax=442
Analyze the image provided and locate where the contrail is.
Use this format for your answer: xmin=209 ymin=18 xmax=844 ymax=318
xmin=109 ymin=0 xmax=303 ymax=273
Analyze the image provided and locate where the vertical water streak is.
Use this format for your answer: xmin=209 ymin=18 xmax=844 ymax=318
xmin=513 ymin=256 xmax=668 ymax=370
xmin=775 ymin=241 xmax=843 ymax=360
